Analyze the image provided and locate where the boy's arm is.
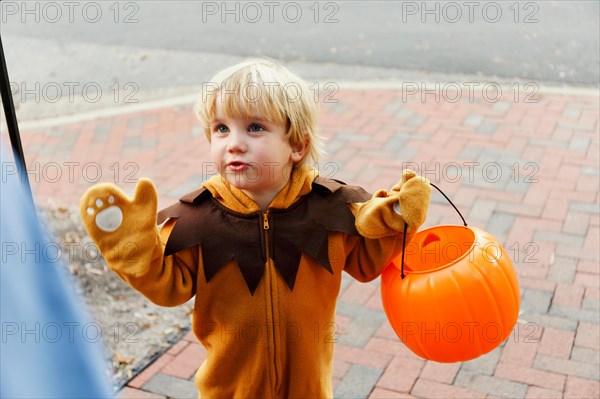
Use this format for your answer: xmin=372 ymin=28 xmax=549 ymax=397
xmin=342 ymin=170 xmax=431 ymax=282
xmin=80 ymin=179 xmax=197 ymax=307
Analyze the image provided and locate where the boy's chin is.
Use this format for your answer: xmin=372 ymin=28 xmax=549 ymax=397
xmin=224 ymin=176 xmax=283 ymax=196
xmin=224 ymin=176 xmax=260 ymax=191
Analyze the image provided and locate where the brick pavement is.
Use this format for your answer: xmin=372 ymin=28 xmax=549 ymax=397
xmin=10 ymin=84 xmax=600 ymax=398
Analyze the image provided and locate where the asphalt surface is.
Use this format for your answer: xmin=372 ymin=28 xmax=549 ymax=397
xmin=3 ymin=0 xmax=599 ymax=87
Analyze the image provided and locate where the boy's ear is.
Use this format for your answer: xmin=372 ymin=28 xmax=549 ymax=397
xmin=290 ymin=136 xmax=309 ymax=162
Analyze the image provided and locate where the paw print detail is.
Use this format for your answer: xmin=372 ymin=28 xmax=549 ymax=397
xmin=86 ymin=195 xmax=123 ymax=233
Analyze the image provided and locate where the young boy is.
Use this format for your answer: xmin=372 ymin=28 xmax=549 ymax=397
xmin=80 ymin=59 xmax=431 ymax=398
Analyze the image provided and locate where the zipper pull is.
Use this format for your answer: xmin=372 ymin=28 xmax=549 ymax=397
xmin=263 ymin=212 xmax=270 ymax=230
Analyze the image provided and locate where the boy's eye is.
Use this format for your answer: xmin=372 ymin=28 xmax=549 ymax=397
xmin=248 ymin=124 xmax=264 ymax=133
xmin=214 ymin=124 xmax=228 ymax=133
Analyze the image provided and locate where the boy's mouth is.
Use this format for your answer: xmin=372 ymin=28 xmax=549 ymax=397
xmin=226 ymin=161 xmax=249 ymax=171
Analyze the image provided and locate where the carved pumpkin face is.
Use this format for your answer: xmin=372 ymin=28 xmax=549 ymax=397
xmin=381 ymin=225 xmax=520 ymax=363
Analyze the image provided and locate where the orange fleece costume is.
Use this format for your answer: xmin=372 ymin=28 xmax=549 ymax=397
xmin=80 ymin=165 xmax=431 ymax=398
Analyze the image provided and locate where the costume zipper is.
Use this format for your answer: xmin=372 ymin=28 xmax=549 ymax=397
xmin=262 ymin=210 xmax=279 ymax=393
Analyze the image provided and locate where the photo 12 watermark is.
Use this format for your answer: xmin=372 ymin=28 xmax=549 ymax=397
xmin=1 ymin=1 xmax=141 ymax=24
xmin=0 ymin=237 xmax=538 ymax=271
xmin=199 ymin=321 xmax=340 ymax=344
xmin=1 ymin=161 xmax=140 ymax=185
xmin=201 ymin=80 xmax=340 ymax=105
xmin=400 ymin=1 xmax=540 ymax=24
xmin=399 ymin=320 xmax=540 ymax=344
xmin=200 ymin=1 xmax=340 ymax=24
xmin=10 ymin=81 xmax=140 ymax=105
xmin=401 ymin=161 xmax=539 ymax=185
xmin=401 ymin=239 xmax=540 ymax=266
xmin=1 ymin=240 xmax=140 ymax=266
xmin=1 ymin=321 xmax=142 ymax=344
xmin=400 ymin=81 xmax=540 ymax=104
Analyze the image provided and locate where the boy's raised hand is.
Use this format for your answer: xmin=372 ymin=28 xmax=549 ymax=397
xmin=79 ymin=178 xmax=160 ymax=276
xmin=392 ymin=170 xmax=431 ymax=231
xmin=355 ymin=169 xmax=431 ymax=238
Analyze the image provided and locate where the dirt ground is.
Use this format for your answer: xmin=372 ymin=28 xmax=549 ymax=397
xmin=41 ymin=200 xmax=194 ymax=389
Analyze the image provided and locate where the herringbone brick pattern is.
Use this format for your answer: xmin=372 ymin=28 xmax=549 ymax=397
xmin=13 ymin=87 xmax=599 ymax=398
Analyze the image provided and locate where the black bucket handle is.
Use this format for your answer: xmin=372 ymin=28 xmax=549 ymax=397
xmin=400 ymin=182 xmax=467 ymax=279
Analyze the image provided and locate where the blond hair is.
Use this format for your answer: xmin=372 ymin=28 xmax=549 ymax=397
xmin=194 ymin=58 xmax=325 ymax=165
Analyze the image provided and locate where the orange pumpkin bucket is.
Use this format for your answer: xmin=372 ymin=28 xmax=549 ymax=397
xmin=381 ymin=184 xmax=520 ymax=363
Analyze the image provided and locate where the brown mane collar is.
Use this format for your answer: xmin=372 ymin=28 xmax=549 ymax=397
xmin=157 ymin=177 xmax=370 ymax=295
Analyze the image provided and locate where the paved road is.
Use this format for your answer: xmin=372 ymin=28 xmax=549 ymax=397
xmin=3 ymin=0 xmax=599 ymax=86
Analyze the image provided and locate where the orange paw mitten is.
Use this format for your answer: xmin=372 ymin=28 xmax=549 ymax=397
xmin=355 ymin=170 xmax=431 ymax=238
xmin=79 ymin=178 xmax=162 ymax=277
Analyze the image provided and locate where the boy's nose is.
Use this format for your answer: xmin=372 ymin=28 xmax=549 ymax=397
xmin=226 ymin=131 xmax=247 ymax=153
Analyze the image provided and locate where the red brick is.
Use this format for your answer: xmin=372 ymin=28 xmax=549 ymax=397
xmin=342 ymin=156 xmax=370 ymax=173
xmin=575 ymin=322 xmax=600 ymax=350
xmin=513 ymin=321 xmax=544 ymax=342
xmin=349 ymin=139 xmax=385 ymax=151
xmin=522 ymin=146 xmax=544 ymax=162
xmin=556 ymin=164 xmax=582 ymax=181
xmin=542 ymin=197 xmax=569 ymax=222
xmin=562 ymin=211 xmax=591 ymax=235
xmin=166 ymin=340 xmax=189 ymax=356
xmin=516 ymin=263 xmax=549 ymax=280
xmin=584 ymin=226 xmax=599 ymax=251
xmin=528 ymin=218 xmax=563 ymax=232
xmin=506 ymin=136 xmax=528 ymax=152
xmin=552 ymin=284 xmax=584 ymax=308
xmin=578 ymin=109 xmax=599 ymax=124
xmin=574 ymin=272 xmax=600 ymax=289
xmin=525 ymin=386 xmax=562 ymax=399
xmin=369 ymin=388 xmax=417 ymax=398
xmin=506 ymin=219 xmax=535 ymax=247
xmin=411 ymin=378 xmax=484 ymax=398
xmin=334 ymin=314 xmax=352 ymax=330
xmin=333 ymin=147 xmax=359 ymax=163
xmin=118 ymin=387 xmax=166 ymax=398
xmin=376 ymin=356 xmax=424 ymax=393
xmin=364 ymin=285 xmax=384 ymax=311
xmin=332 ymin=377 xmax=341 ymax=391
xmin=128 ymin=353 xmax=175 ymax=389
xmin=419 ymin=361 xmax=460 ymax=384
xmin=161 ymin=343 xmax=206 ymax=379
xmin=333 ymin=343 xmax=393 ymax=369
xmin=584 ymin=287 xmax=600 ymax=300
xmin=452 ymin=186 xmax=479 ymax=208
xmin=578 ymin=259 xmax=600 ymax=275
xmin=417 ymin=119 xmax=441 ymax=135
xmin=494 ymin=362 xmax=566 ymax=391
xmin=539 ymin=327 xmax=575 ymax=358
xmin=341 ymin=279 xmax=378 ymax=305
xmin=519 ymin=277 xmax=556 ymax=292
xmin=558 ymin=244 xmax=598 ymax=260
xmin=365 ymin=337 xmax=420 ymax=360
xmin=552 ymin=126 xmax=574 ymax=141
xmin=333 ymin=358 xmax=350 ymax=379
xmin=182 ymin=330 xmax=199 ymax=343
xmin=564 ymin=376 xmax=600 ymax=399
xmin=375 ymin=321 xmax=402 ymax=341
xmin=477 ymin=189 xmax=524 ymax=203
xmin=500 ymin=334 xmax=539 ymax=367
xmin=576 ymin=174 xmax=600 ymax=193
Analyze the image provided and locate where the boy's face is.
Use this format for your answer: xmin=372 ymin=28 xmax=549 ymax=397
xmin=209 ymin=100 xmax=304 ymax=200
